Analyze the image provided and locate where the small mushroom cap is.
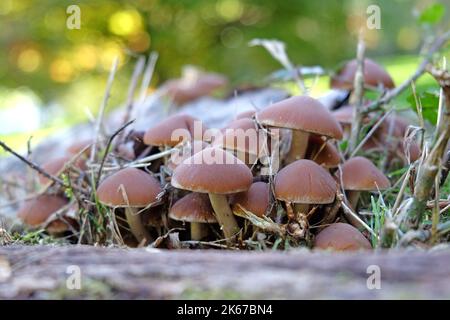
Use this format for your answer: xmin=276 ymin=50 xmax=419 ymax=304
xmin=97 ymin=167 xmax=162 ymax=207
xmin=171 ymin=147 xmax=253 ymax=194
xmin=307 ymin=135 xmax=340 ymax=169
xmin=66 ymin=139 xmax=93 ymax=157
xmin=169 ymin=193 xmax=217 ymax=223
xmin=314 ymin=222 xmax=372 ymax=251
xmin=330 ymin=58 xmax=395 ymax=90
xmin=235 ymin=110 xmax=255 ymax=120
xmin=274 ymin=159 xmax=337 ymax=204
xmin=163 ymin=71 xmax=228 ymax=105
xmin=168 ymin=140 xmax=210 ymax=171
xmin=17 ymin=195 xmax=68 ymax=227
xmin=341 ymin=156 xmax=390 ymax=191
xmin=143 ymin=114 xmax=205 ymax=147
xmin=39 ymin=156 xmax=86 ymax=186
xmin=257 ymin=95 xmax=343 ymax=140
xmin=231 ymin=182 xmax=270 ymax=217
xmin=213 ymin=118 xmax=260 ymax=160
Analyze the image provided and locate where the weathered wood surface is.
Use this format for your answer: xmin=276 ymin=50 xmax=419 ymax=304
xmin=1 ymin=245 xmax=450 ymax=299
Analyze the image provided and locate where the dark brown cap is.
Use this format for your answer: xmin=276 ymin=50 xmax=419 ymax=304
xmin=171 ymin=147 xmax=253 ymax=194
xmin=307 ymin=135 xmax=340 ymax=169
xmin=97 ymin=167 xmax=162 ymax=207
xmin=143 ymin=114 xmax=206 ymax=147
xmin=257 ymin=95 xmax=343 ymax=140
xmin=274 ymin=159 xmax=337 ymax=204
xmin=169 ymin=193 xmax=217 ymax=223
xmin=231 ymin=182 xmax=270 ymax=217
xmin=314 ymin=222 xmax=372 ymax=251
xmin=17 ymin=194 xmax=68 ymax=227
xmin=331 ymin=58 xmax=395 ymax=90
xmin=340 ymin=156 xmax=390 ymax=191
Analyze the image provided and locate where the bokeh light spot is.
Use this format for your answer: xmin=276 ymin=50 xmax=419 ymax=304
xmin=17 ymin=48 xmax=42 ymax=73
xmin=216 ymin=0 xmax=244 ymax=22
xmin=109 ymin=9 xmax=143 ymax=36
xmin=50 ymin=59 xmax=74 ymax=83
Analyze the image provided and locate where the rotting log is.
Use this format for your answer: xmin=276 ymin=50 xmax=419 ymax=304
xmin=1 ymin=245 xmax=450 ymax=299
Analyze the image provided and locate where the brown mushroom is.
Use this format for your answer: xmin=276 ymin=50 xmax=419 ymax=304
xmin=306 ymin=135 xmax=340 ymax=169
xmin=96 ymin=167 xmax=162 ymax=244
xmin=39 ymin=156 xmax=86 ymax=187
xmin=169 ymin=193 xmax=217 ymax=240
xmin=274 ymin=159 xmax=337 ymax=218
xmin=258 ymin=95 xmax=343 ymax=164
xmin=163 ymin=68 xmax=228 ymax=105
xmin=231 ymin=181 xmax=270 ymax=218
xmin=314 ymin=222 xmax=372 ymax=251
xmin=17 ymin=194 xmax=72 ymax=235
xmin=340 ymin=156 xmax=390 ymax=210
xmin=213 ymin=118 xmax=261 ymax=165
xmin=171 ymin=147 xmax=253 ymax=239
xmin=143 ymin=114 xmax=206 ymax=148
xmin=330 ymin=58 xmax=395 ymax=91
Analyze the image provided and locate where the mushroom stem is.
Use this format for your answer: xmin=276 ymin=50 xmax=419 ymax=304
xmin=208 ymin=193 xmax=240 ymax=240
xmin=124 ymin=207 xmax=153 ymax=244
xmin=346 ymin=191 xmax=361 ymax=210
xmin=293 ymin=203 xmax=309 ymax=221
xmin=345 ymin=191 xmax=362 ymax=227
xmin=286 ymin=130 xmax=309 ymax=164
xmin=190 ymin=222 xmax=208 ymax=241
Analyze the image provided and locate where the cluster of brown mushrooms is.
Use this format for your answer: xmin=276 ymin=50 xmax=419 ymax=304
xmin=16 ymin=59 xmax=421 ymax=251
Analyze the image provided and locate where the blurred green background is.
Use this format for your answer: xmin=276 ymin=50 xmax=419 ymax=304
xmin=0 ymin=0 xmax=449 ymax=153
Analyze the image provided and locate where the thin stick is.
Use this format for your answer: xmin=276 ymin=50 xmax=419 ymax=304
xmin=350 ymin=110 xmax=392 ymax=158
xmin=90 ymin=57 xmax=119 ymax=164
xmin=348 ymin=31 xmax=366 ymax=154
xmin=362 ymin=30 xmax=450 ymax=114
xmin=117 ymin=56 xmax=146 ymax=145
xmin=0 ymin=141 xmax=86 ymax=194
xmin=95 ymin=120 xmax=135 ymax=187
xmin=341 ymin=201 xmax=377 ymax=238
xmin=138 ymin=52 xmax=159 ymax=106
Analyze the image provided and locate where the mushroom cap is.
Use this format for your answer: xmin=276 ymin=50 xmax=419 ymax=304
xmin=163 ymin=72 xmax=228 ymax=105
xmin=330 ymin=58 xmax=395 ymax=90
xmin=307 ymin=135 xmax=340 ymax=169
xmin=235 ymin=110 xmax=255 ymax=120
xmin=213 ymin=118 xmax=260 ymax=161
xmin=17 ymin=195 xmax=68 ymax=227
xmin=143 ymin=114 xmax=205 ymax=147
xmin=340 ymin=156 xmax=390 ymax=191
xmin=97 ymin=167 xmax=162 ymax=207
xmin=257 ymin=95 xmax=343 ymax=140
xmin=39 ymin=156 xmax=86 ymax=186
xmin=231 ymin=182 xmax=270 ymax=217
xmin=66 ymin=139 xmax=93 ymax=157
xmin=168 ymin=140 xmax=210 ymax=171
xmin=171 ymin=147 xmax=253 ymax=194
xmin=169 ymin=193 xmax=217 ymax=223
xmin=274 ymin=159 xmax=337 ymax=204
xmin=314 ymin=222 xmax=372 ymax=251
